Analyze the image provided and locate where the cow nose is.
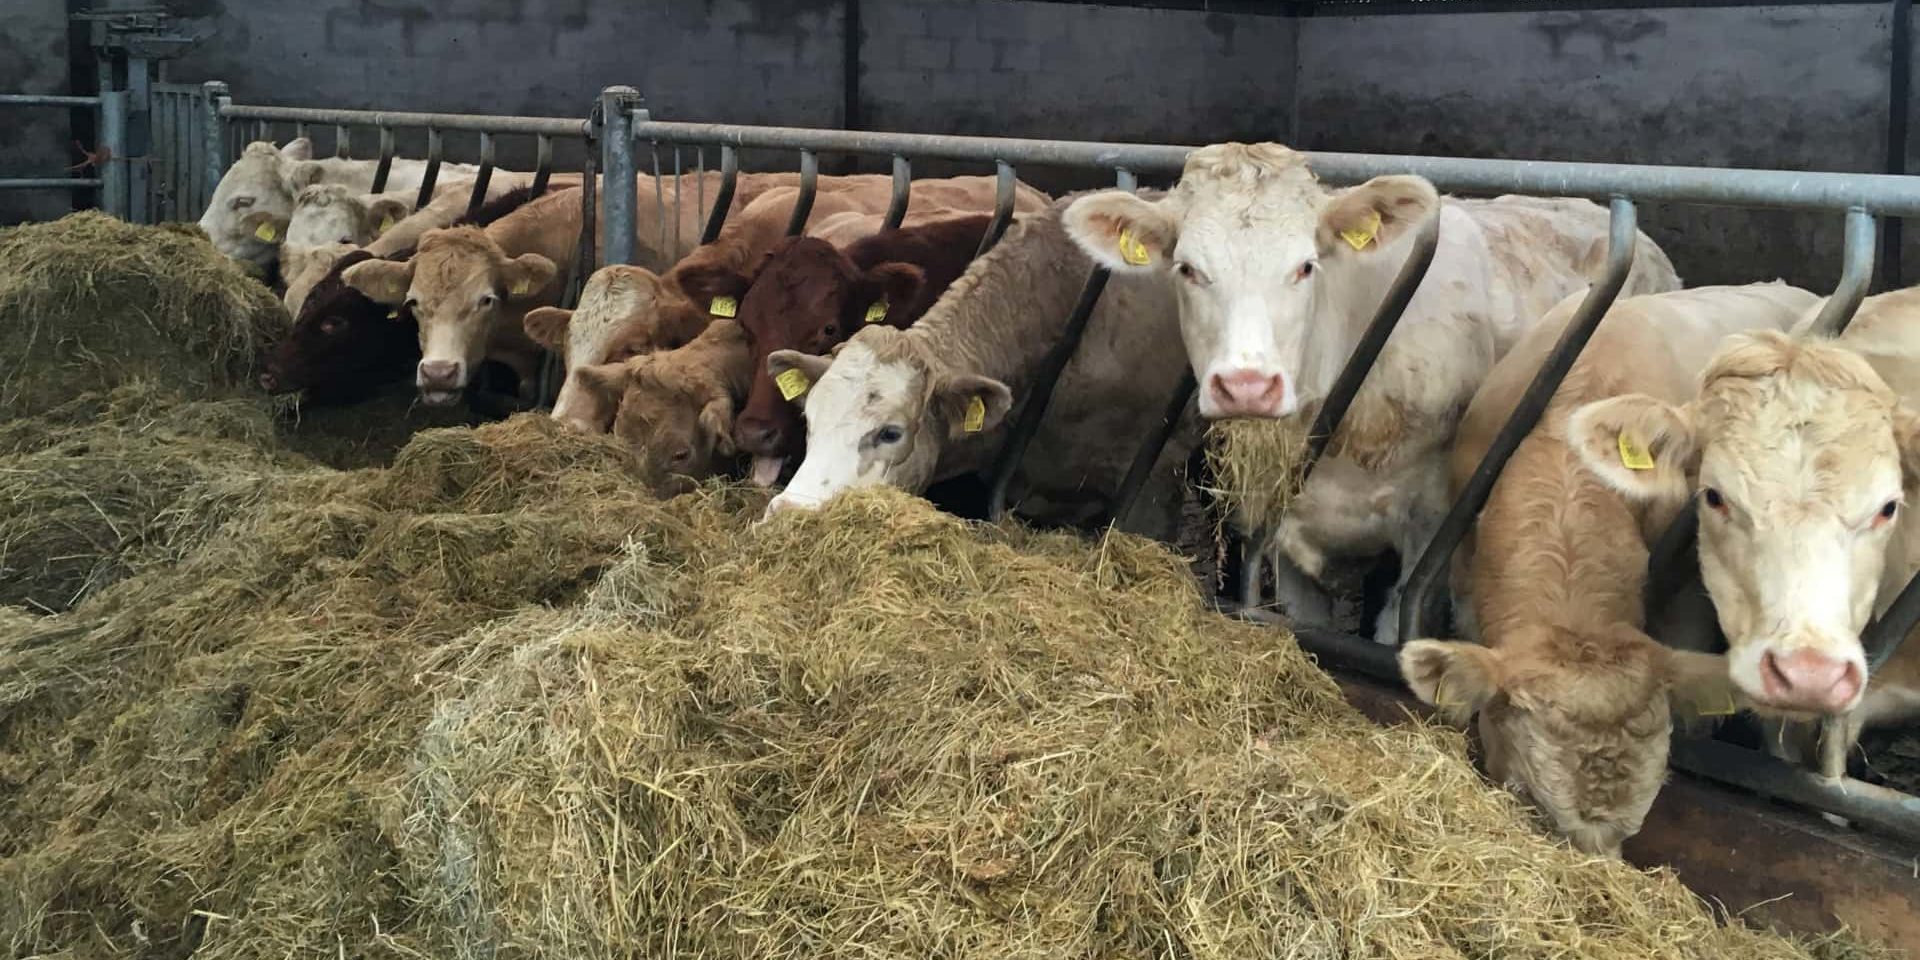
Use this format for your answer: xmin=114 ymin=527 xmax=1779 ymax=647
xmin=1759 ymin=648 xmax=1864 ymax=714
xmin=1206 ymin=369 xmax=1287 ymax=418
xmin=418 ymin=360 xmax=462 ymax=388
xmin=258 ymin=371 xmax=279 ymax=391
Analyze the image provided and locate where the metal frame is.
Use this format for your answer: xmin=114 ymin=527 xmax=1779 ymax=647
xmin=0 ymin=93 xmax=125 ymax=218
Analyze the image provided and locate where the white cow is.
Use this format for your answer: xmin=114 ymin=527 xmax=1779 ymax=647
xmin=198 ymin=137 xmax=481 ymax=267
xmin=1062 ymin=142 xmax=1680 ymax=643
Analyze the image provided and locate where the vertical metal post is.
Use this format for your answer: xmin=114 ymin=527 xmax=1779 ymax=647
xmin=786 ymin=149 xmax=819 ymax=236
xmin=98 ymin=90 xmax=129 ymax=220
xmin=200 ymin=81 xmax=228 ymax=216
xmin=1886 ymin=0 xmax=1912 ymax=291
xmin=415 ymin=127 xmax=444 ymax=208
xmin=883 ymin=154 xmax=911 ymax=230
xmin=598 ymin=85 xmax=642 ymax=267
xmin=700 ymin=144 xmax=739 ymax=243
xmin=974 ymin=159 xmax=1018 ymax=258
xmin=1113 ymin=372 xmax=1198 ymax=529
xmin=532 ymin=134 xmax=553 ymax=196
xmin=335 ymin=124 xmax=351 ymax=158
xmin=372 ymin=127 xmax=395 ymax=194
xmin=466 ymin=131 xmax=497 ymax=219
xmin=295 ymin=120 xmax=310 ymax=142
xmin=125 ymin=54 xmax=151 ymax=223
xmin=1398 ymin=197 xmax=1640 ymax=644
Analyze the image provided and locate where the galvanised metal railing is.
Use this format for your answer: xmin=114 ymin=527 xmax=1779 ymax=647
xmin=0 ymin=92 xmax=127 ymax=219
xmin=184 ymin=84 xmax=1920 ymax=843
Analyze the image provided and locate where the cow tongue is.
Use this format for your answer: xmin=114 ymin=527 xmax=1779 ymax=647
xmin=750 ymin=456 xmax=786 ymax=488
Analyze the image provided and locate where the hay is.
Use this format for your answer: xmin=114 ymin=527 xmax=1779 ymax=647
xmin=0 ymin=212 xmax=287 ymax=418
xmin=0 ymin=404 xmax=1886 ymax=959
xmin=1205 ymin=415 xmax=1312 ymax=539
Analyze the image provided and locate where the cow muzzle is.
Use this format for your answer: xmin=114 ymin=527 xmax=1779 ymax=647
xmin=417 ymin=359 xmax=466 ymax=406
xmin=1751 ymin=644 xmax=1865 ymax=715
xmin=1202 ymin=366 xmax=1292 ymax=419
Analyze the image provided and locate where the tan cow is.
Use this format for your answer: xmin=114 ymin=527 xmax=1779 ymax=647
xmin=1062 ymin=142 xmax=1681 ymax=643
xmin=1400 ymin=283 xmax=1813 ymax=856
xmin=200 ymin=138 xmax=484 ymax=266
xmin=764 ymin=191 xmax=1199 ymax=540
xmin=531 ymin=176 xmax=1049 ymax=433
xmin=1571 ymin=293 xmax=1920 ymax=742
xmin=574 ymin=319 xmax=753 ymax=495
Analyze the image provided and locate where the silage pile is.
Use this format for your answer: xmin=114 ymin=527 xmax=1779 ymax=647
xmin=0 ymin=412 xmax=1867 ymax=960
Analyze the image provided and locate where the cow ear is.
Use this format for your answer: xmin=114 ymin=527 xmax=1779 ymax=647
xmin=285 ymin=161 xmax=325 ymax=190
xmin=1568 ymin=394 xmax=1699 ymax=505
xmin=522 ymin=306 xmax=573 ymax=350
xmin=279 ymin=138 xmax=315 ymax=162
xmin=1318 ymin=175 xmax=1439 ymax=257
xmin=501 ymin=253 xmax=558 ymax=302
xmin=1892 ymin=404 xmax=1920 ymax=488
xmin=294 ymin=184 xmax=331 ymax=207
xmin=674 ymin=262 xmax=751 ymax=312
xmin=1398 ymin=639 xmax=1503 ymax=721
xmin=241 ymin=209 xmax=291 ymax=244
xmin=766 ymin=349 xmax=835 ymax=405
xmin=857 ymin=262 xmax=925 ymax=327
xmin=1062 ymin=190 xmax=1176 ymax=274
xmin=366 ymin=197 xmax=410 ymax=236
xmin=934 ymin=373 xmax=1013 ymax=440
xmin=341 ymin=258 xmax=415 ymax=306
xmin=1663 ymin=649 xmax=1743 ymax=722
xmin=573 ymin=360 xmax=633 ymax=404
xmin=699 ymin=397 xmax=737 ymax=457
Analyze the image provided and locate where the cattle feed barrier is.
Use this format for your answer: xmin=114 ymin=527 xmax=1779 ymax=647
xmin=171 ymin=83 xmax=1920 ymax=844
xmin=0 ymin=92 xmax=129 ymax=219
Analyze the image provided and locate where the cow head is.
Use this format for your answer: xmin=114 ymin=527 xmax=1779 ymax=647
xmin=678 ymin=238 xmax=924 ymax=487
xmin=200 ymin=139 xmax=330 ymax=266
xmin=286 ymin=184 xmax=409 ymax=250
xmin=342 ymin=226 xmax=556 ymax=405
xmin=763 ymin=325 xmax=1011 ymax=517
xmin=1570 ymin=330 xmax=1920 ymax=717
xmin=1062 ymin=143 xmax=1439 ymax=420
xmin=261 ymin=249 xmax=420 ymax=404
xmin=1400 ymin=628 xmax=1738 ymax=857
xmin=531 ymin=265 xmax=712 ymax=433
xmin=589 ymin=322 xmax=748 ymax=495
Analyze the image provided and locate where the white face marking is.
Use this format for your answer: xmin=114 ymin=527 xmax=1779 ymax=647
xmin=287 ymin=190 xmax=372 ymax=249
xmin=551 ymin=269 xmax=659 ymax=431
xmin=1171 ymin=196 xmax=1321 ymax=419
xmin=200 ymin=149 xmax=296 ymax=265
xmin=768 ymin=341 xmax=937 ymax=515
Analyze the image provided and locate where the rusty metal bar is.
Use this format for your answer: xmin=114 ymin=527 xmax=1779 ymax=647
xmin=974 ymin=159 xmax=1018 ymax=258
xmin=1398 ymin=197 xmax=1639 ymax=644
xmin=700 ymin=144 xmax=738 ymax=244
xmin=883 ymin=154 xmax=911 ymax=230
xmin=786 ymin=149 xmax=818 ymax=237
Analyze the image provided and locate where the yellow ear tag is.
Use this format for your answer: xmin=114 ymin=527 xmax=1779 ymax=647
xmin=386 ymin=309 xmax=399 ymax=320
xmin=378 ymin=215 xmax=396 ymax=235
xmin=709 ymin=295 xmax=738 ymax=318
xmin=863 ymin=301 xmax=888 ymax=324
xmin=1340 ymin=211 xmax=1381 ymax=252
xmin=962 ymin=395 xmax=986 ymax=433
xmin=1117 ymin=227 xmax=1151 ymax=266
xmin=775 ymin=367 xmax=811 ymax=401
xmin=254 ymin=221 xmax=279 ymax=242
xmin=1697 ymin=691 xmax=1738 ymax=717
xmin=1617 ymin=432 xmax=1655 ymax=471
xmin=510 ymin=277 xmax=532 ymax=296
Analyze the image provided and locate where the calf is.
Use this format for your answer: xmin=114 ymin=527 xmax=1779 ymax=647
xmin=576 ymin=319 xmax=752 ymax=495
xmin=1399 ymin=283 xmax=1813 ymax=856
xmin=676 ymin=214 xmax=993 ymax=487
xmin=1063 ymin=142 xmax=1681 ymax=643
xmin=764 ymin=192 xmax=1198 ymax=540
xmin=1572 ymin=293 xmax=1920 ymax=743
xmin=536 ymin=176 xmax=1048 ymax=433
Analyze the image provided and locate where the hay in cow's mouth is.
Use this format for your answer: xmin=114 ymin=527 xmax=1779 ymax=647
xmin=0 ymin=213 xmax=288 ymax=419
xmin=0 ymin=393 xmax=1892 ymax=959
xmin=1204 ymin=415 xmax=1313 ymax=546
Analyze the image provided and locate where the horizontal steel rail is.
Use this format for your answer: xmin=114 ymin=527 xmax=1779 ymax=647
xmin=0 ymin=94 xmax=100 ymax=107
xmin=218 ymin=102 xmax=589 ymax=138
xmin=0 ymin=178 xmax=102 ymax=190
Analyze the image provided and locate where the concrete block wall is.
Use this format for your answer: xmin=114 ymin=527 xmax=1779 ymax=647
xmin=0 ymin=0 xmax=78 ymax=225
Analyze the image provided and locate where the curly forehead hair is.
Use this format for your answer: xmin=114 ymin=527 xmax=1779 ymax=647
xmin=1702 ymin=329 xmax=1895 ymax=402
xmin=1177 ymin=142 xmax=1317 ymax=189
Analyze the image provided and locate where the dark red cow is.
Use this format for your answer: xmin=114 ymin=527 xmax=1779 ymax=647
xmin=258 ymin=183 xmax=573 ymax=406
xmin=672 ymin=214 xmax=994 ymax=485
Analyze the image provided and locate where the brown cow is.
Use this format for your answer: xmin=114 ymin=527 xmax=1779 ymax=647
xmin=532 ymin=176 xmax=1050 ymax=432
xmin=1399 ymin=283 xmax=1813 ymax=857
xmin=671 ymin=214 xmax=996 ymax=486
xmin=576 ymin=318 xmax=752 ymax=495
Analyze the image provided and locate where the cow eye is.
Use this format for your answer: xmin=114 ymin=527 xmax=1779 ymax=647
xmin=338 ymin=236 xmax=354 ymax=244
xmin=1174 ymin=261 xmax=1200 ymax=284
xmin=1295 ymin=261 xmax=1316 ymax=282
xmin=1702 ymin=488 xmax=1727 ymax=513
xmin=874 ymin=425 xmax=904 ymax=445
xmin=230 ymin=196 xmax=255 ymax=211
xmin=822 ymin=323 xmax=839 ymax=338
xmin=668 ymin=447 xmax=694 ymax=465
xmin=320 ymin=318 xmax=343 ymax=335
xmin=1874 ymin=499 xmax=1900 ymax=528
xmin=478 ymin=293 xmax=497 ymax=308
xmin=404 ymin=296 xmax=420 ymax=311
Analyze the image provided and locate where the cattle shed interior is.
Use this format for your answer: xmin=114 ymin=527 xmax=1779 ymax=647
xmin=6 ymin=0 xmax=1920 ymax=953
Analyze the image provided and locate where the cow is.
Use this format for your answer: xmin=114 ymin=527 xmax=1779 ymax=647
xmin=1569 ymin=293 xmax=1920 ymax=747
xmin=529 ymin=176 xmax=1049 ymax=432
xmin=1398 ymin=283 xmax=1814 ymax=857
xmin=576 ymin=319 xmax=753 ymax=495
xmin=666 ymin=214 xmax=995 ymax=487
xmin=259 ymin=184 xmax=566 ymax=405
xmin=340 ymin=171 xmax=845 ymax=406
xmin=200 ymin=137 xmax=483 ymax=267
xmin=1061 ymin=142 xmax=1681 ymax=643
xmin=763 ymin=192 xmax=1199 ymax=540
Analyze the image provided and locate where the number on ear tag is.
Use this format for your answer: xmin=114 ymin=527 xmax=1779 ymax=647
xmin=776 ymin=367 xmax=811 ymax=401
xmin=254 ymin=221 xmax=279 ymax=242
xmin=962 ymin=396 xmax=986 ymax=433
xmin=1617 ymin=432 xmax=1655 ymax=471
xmin=709 ymin=296 xmax=738 ymax=318
xmin=1340 ymin=211 xmax=1381 ymax=252
xmin=864 ymin=301 xmax=888 ymax=324
xmin=1117 ymin=227 xmax=1151 ymax=266
xmin=510 ymin=277 xmax=532 ymax=296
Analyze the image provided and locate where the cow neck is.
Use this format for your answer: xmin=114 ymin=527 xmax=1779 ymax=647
xmin=488 ymin=198 xmax=575 ymax=266
xmin=906 ymin=218 xmax=1088 ymax=394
